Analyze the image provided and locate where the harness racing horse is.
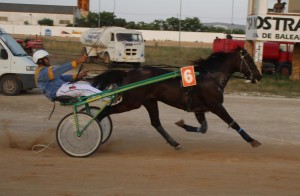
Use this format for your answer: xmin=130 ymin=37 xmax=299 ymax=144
xmin=90 ymin=47 xmax=262 ymax=149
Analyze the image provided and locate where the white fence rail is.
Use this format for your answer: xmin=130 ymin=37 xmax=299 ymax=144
xmin=0 ymin=24 xmax=245 ymax=43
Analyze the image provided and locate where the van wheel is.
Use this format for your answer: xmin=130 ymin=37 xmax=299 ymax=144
xmin=103 ymin=53 xmax=111 ymax=64
xmin=0 ymin=76 xmax=22 ymax=96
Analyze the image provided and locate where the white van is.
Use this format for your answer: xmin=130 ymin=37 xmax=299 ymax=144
xmin=0 ymin=27 xmax=37 ymax=95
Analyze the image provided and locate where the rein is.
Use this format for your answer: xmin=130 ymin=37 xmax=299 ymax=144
xmin=239 ymin=51 xmax=254 ymax=81
xmin=74 ymin=0 xmax=117 ymax=82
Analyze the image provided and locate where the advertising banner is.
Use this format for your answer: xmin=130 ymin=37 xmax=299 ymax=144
xmin=246 ymin=15 xmax=300 ymax=42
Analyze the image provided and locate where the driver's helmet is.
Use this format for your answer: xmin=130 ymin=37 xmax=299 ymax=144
xmin=33 ymin=49 xmax=49 ymax=63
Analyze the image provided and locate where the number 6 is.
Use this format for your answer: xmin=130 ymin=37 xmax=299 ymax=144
xmin=181 ymin=66 xmax=196 ymax=87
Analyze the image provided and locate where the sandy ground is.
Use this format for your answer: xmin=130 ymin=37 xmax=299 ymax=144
xmin=0 ymin=90 xmax=300 ymax=195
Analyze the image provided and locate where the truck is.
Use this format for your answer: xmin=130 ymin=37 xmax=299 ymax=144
xmin=16 ymin=35 xmax=44 ymax=56
xmin=0 ymin=27 xmax=37 ymax=95
xmin=80 ymin=27 xmax=145 ymax=65
xmin=213 ymin=37 xmax=294 ymax=76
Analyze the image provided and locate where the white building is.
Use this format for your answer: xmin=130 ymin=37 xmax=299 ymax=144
xmin=0 ymin=2 xmax=80 ymax=26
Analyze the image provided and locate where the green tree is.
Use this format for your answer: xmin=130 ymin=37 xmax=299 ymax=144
xmin=74 ymin=11 xmax=245 ymax=34
xmin=114 ymin=18 xmax=127 ymax=27
xmin=99 ymin=11 xmax=116 ymax=26
xmin=38 ymin=18 xmax=54 ymax=26
xmin=125 ymin=21 xmax=137 ymax=29
xmin=181 ymin=17 xmax=202 ymax=31
xmin=149 ymin=20 xmax=167 ymax=30
xmin=165 ymin=17 xmax=180 ymax=31
xmin=76 ymin=11 xmax=114 ymax=27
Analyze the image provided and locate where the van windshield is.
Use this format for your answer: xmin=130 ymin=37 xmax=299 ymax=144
xmin=0 ymin=34 xmax=27 ymax=56
xmin=116 ymin=33 xmax=143 ymax=42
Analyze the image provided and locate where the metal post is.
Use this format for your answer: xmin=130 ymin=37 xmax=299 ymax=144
xmin=29 ymin=13 xmax=32 ymax=25
xmin=98 ymin=0 xmax=101 ymax=27
xmin=179 ymin=0 xmax=182 ymax=48
xmin=231 ymin=0 xmax=234 ymax=34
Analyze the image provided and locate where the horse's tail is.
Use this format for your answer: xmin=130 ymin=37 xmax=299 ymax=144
xmin=90 ymin=70 xmax=127 ymax=90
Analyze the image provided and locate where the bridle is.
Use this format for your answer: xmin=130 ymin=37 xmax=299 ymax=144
xmin=239 ymin=50 xmax=254 ymax=81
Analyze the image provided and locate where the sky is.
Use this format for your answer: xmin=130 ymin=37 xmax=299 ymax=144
xmin=0 ymin=0 xmax=279 ymax=25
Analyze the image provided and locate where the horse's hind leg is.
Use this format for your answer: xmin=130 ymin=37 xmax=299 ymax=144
xmin=196 ymin=112 xmax=208 ymax=133
xmin=175 ymin=112 xmax=208 ymax=134
xmin=143 ymin=100 xmax=181 ymax=150
xmin=210 ymin=104 xmax=261 ymax=148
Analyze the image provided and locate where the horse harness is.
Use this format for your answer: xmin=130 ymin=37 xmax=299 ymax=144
xmin=182 ymin=51 xmax=254 ymax=112
xmin=239 ymin=51 xmax=254 ymax=81
xmin=182 ymin=74 xmax=201 ymax=112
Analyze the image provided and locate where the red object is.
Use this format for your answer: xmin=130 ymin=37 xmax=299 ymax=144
xmin=15 ymin=36 xmax=44 ymax=56
xmin=213 ymin=38 xmax=293 ymax=64
xmin=212 ymin=37 xmax=294 ymax=75
xmin=181 ymin=66 xmax=197 ymax=87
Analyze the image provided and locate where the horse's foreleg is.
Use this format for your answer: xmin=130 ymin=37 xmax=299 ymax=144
xmin=143 ymin=100 xmax=181 ymax=150
xmin=210 ymin=104 xmax=261 ymax=148
xmin=174 ymin=112 xmax=208 ymax=134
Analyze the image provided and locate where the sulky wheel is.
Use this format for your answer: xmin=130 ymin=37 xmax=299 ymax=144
xmin=56 ymin=112 xmax=102 ymax=157
xmin=80 ymin=106 xmax=113 ymax=144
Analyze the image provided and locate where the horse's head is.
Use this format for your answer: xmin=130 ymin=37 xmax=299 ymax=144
xmin=236 ymin=47 xmax=262 ymax=83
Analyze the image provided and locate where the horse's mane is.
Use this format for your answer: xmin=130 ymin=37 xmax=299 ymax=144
xmin=90 ymin=70 xmax=127 ymax=90
xmin=192 ymin=52 xmax=227 ymax=73
xmin=192 ymin=47 xmax=241 ymax=72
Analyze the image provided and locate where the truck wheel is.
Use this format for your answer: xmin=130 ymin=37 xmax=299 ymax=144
xmin=277 ymin=63 xmax=291 ymax=77
xmin=103 ymin=53 xmax=111 ymax=64
xmin=279 ymin=66 xmax=291 ymax=77
xmin=0 ymin=76 xmax=22 ymax=96
xmin=88 ymin=56 xmax=95 ymax=63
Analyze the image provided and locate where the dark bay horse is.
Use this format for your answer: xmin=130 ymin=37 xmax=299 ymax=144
xmin=91 ymin=47 xmax=262 ymax=149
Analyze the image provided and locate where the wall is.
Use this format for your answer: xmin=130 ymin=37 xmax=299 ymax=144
xmin=0 ymin=12 xmax=76 ymax=26
xmin=0 ymin=24 xmax=245 ymax=43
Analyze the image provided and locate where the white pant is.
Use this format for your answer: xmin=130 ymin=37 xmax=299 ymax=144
xmin=56 ymin=81 xmax=101 ymax=97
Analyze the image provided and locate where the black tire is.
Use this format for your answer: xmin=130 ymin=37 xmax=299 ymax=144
xmin=103 ymin=53 xmax=111 ymax=64
xmin=79 ymin=106 xmax=113 ymax=144
xmin=88 ymin=56 xmax=95 ymax=63
xmin=279 ymin=66 xmax=291 ymax=77
xmin=0 ymin=76 xmax=22 ymax=96
xmin=133 ymin=62 xmax=141 ymax=68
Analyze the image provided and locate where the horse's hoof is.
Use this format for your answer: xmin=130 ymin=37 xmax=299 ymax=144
xmin=174 ymin=144 xmax=182 ymax=151
xmin=250 ymin=140 xmax=262 ymax=148
xmin=199 ymin=126 xmax=207 ymax=134
xmin=175 ymin=119 xmax=185 ymax=127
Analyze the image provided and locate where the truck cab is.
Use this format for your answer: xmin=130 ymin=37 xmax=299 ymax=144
xmin=0 ymin=27 xmax=37 ymax=95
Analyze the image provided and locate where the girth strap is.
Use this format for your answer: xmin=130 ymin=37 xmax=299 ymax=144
xmin=185 ymin=87 xmax=194 ymax=112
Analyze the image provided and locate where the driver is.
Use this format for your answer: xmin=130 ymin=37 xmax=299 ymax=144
xmin=33 ymin=50 xmax=104 ymax=101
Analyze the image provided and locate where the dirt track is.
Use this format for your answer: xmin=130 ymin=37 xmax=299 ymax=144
xmin=0 ymin=91 xmax=300 ymax=195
